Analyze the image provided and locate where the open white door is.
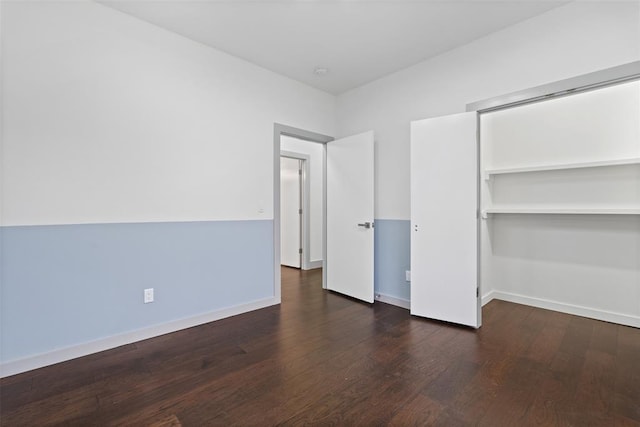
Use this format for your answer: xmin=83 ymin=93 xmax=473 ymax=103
xmin=281 ymin=157 xmax=301 ymax=268
xmin=326 ymin=131 xmax=375 ymax=303
xmin=410 ymin=112 xmax=480 ymax=327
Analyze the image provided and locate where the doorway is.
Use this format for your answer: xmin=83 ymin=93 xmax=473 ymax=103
xmin=274 ymin=124 xmax=376 ymax=305
xmin=280 ymin=156 xmax=303 ymax=268
xmin=273 ymin=125 xmax=333 ymax=303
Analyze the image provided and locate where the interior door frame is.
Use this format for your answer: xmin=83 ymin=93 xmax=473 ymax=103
xmin=280 ymin=152 xmax=310 ymax=269
xmin=274 ymin=124 xmax=333 ymax=303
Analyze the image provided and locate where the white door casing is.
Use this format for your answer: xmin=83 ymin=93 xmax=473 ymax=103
xmin=326 ymin=131 xmax=375 ymax=303
xmin=410 ymin=112 xmax=480 ymax=327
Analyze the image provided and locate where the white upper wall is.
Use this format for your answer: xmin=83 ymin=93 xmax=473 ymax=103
xmin=336 ymin=1 xmax=640 ymax=220
xmin=4 ymin=1 xmax=639 ymax=226
xmin=1 ymin=1 xmax=335 ymax=226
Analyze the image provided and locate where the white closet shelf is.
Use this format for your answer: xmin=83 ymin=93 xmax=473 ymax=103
xmin=484 ymin=157 xmax=640 ymax=180
xmin=481 ymin=207 xmax=640 ymax=219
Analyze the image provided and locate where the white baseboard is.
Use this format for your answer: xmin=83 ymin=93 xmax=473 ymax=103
xmin=377 ymin=290 xmax=494 ymax=311
xmin=490 ymin=291 xmax=640 ymax=328
xmin=375 ymin=292 xmax=410 ymax=310
xmin=304 ymin=260 xmax=323 ymax=270
xmin=481 ymin=290 xmax=496 ymax=307
xmin=0 ymin=296 xmax=278 ymax=378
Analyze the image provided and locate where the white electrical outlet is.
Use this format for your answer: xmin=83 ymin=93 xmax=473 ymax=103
xmin=144 ymin=288 xmax=154 ymax=304
xmin=405 ymin=270 xmax=411 ymax=281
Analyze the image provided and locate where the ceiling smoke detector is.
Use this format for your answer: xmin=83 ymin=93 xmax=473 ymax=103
xmin=313 ymin=67 xmax=329 ymax=76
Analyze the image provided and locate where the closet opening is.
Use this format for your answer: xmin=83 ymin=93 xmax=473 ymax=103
xmin=470 ymin=62 xmax=640 ymax=328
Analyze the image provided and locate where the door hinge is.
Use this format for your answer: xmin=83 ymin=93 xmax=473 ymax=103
xmin=299 ymin=169 xmax=302 ymax=175
xmin=476 ymin=288 xmax=479 ymax=298
xmin=299 ymin=248 xmax=303 ymax=254
xmin=299 ymin=208 xmax=303 ymax=214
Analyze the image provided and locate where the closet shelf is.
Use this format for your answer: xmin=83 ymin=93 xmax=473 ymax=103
xmin=484 ymin=157 xmax=640 ymax=180
xmin=481 ymin=207 xmax=640 ymax=219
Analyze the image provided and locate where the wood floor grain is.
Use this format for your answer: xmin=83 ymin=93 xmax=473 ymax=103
xmin=1 ymin=267 xmax=639 ymax=426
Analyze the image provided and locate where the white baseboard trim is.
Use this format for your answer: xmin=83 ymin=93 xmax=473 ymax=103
xmin=375 ymin=293 xmax=410 ymax=310
xmin=481 ymin=290 xmax=496 ymax=307
xmin=491 ymin=291 xmax=640 ymax=328
xmin=304 ymin=260 xmax=323 ymax=270
xmin=0 ymin=296 xmax=278 ymax=378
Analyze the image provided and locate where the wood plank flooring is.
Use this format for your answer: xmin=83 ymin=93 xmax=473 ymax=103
xmin=1 ymin=267 xmax=639 ymax=426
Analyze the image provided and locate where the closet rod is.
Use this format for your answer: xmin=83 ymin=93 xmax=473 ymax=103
xmin=466 ymin=61 xmax=640 ymax=113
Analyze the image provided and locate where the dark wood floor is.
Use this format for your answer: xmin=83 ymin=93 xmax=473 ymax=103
xmin=1 ymin=267 xmax=639 ymax=426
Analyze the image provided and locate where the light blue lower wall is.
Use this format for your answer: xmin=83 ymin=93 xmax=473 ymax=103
xmin=1 ymin=218 xmax=410 ymax=364
xmin=374 ymin=219 xmax=411 ymax=303
xmin=0 ymin=220 xmax=274 ymax=363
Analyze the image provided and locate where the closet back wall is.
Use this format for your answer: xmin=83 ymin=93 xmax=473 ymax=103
xmin=0 ymin=1 xmax=335 ymax=375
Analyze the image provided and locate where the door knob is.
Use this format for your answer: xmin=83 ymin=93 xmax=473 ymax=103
xmin=357 ymin=222 xmax=372 ymax=229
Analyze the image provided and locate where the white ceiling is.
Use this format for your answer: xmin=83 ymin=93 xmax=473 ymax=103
xmin=99 ymin=0 xmax=567 ymax=95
